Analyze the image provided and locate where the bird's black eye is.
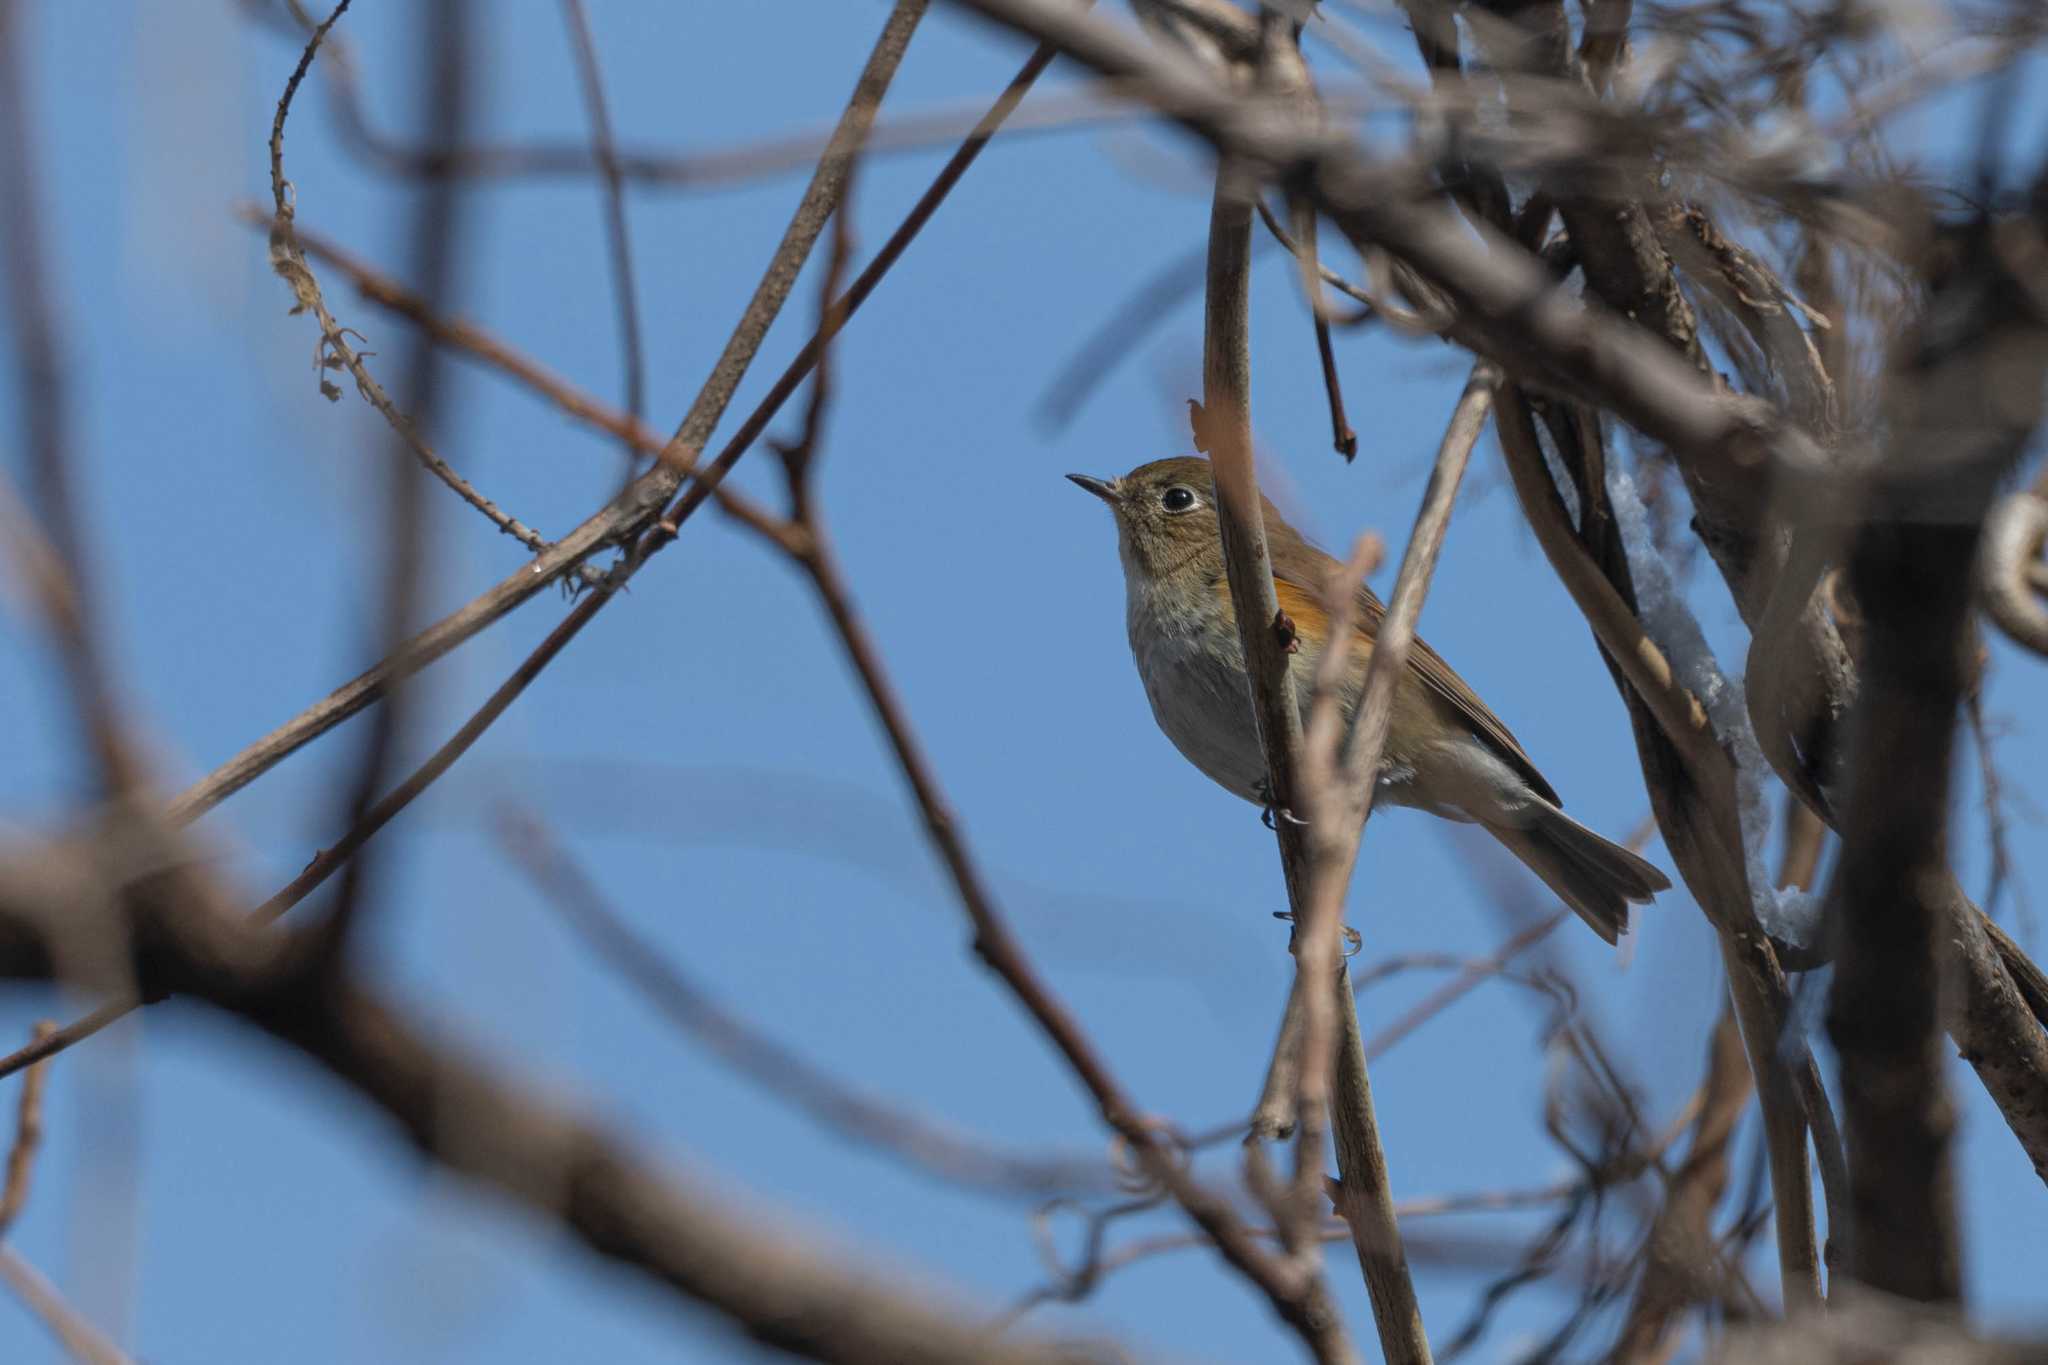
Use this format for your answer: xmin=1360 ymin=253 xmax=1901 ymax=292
xmin=1160 ymin=486 xmax=1198 ymax=513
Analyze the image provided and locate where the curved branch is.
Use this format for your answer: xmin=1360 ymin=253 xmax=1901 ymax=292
xmin=1979 ymin=488 xmax=2048 ymax=656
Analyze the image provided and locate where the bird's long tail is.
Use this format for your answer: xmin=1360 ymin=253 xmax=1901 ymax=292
xmin=1484 ymin=805 xmax=1671 ymax=944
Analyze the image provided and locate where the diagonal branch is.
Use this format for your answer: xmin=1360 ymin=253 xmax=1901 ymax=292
xmin=499 ymin=809 xmax=1116 ymax=1201
xmin=0 ymin=0 xmax=942 ymax=1083
xmin=163 ymin=14 xmax=1064 ymax=831
xmin=0 ymin=842 xmax=1124 ymax=1365
xmin=0 ymin=1248 xmax=133 ymax=1365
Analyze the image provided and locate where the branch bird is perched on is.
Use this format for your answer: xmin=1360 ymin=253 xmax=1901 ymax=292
xmin=1070 ymin=456 xmax=1669 ymax=943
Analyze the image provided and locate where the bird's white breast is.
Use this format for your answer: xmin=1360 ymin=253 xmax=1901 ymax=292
xmin=1121 ymin=570 xmax=1285 ymax=804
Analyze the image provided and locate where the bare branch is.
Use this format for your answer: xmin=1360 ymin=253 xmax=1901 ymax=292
xmin=0 ymin=1248 xmax=133 ymax=1365
xmin=0 ymin=0 xmax=146 ymax=798
xmin=558 ymin=0 xmax=648 ymax=467
xmin=0 ymin=841 xmax=1126 ymax=1365
xmin=264 ymin=1 xmax=560 ymax=563
xmin=498 ymin=812 xmax=1115 ymax=1200
xmin=0 ymin=1021 xmax=53 ymax=1237
xmin=161 ymin=0 xmax=948 ymax=831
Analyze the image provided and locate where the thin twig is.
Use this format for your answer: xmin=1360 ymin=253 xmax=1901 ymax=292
xmin=1610 ymin=1000 xmax=1753 ymax=1360
xmin=265 ymin=0 xmax=560 ymax=562
xmin=0 ymin=1247 xmax=134 ymax=1365
xmin=0 ymin=1021 xmax=54 ymax=1237
xmin=497 ymin=809 xmax=1114 ymax=1199
xmin=1361 ymin=912 xmax=1569 ymax=1062
xmin=1005 ymin=1179 xmax=1583 ymax=1323
xmin=1276 ymin=193 xmax=1360 ymax=459
xmin=224 ymin=210 xmax=790 ymax=545
xmin=1034 ymin=236 xmax=1222 ymax=432
xmin=559 ymin=0 xmax=647 ymax=469
xmin=155 ymin=14 xmax=1067 ymax=840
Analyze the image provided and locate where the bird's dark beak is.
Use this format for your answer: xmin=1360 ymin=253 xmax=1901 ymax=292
xmin=1066 ymin=473 xmax=1117 ymax=504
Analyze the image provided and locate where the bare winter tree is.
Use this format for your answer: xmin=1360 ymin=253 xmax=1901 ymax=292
xmin=3 ymin=0 xmax=2048 ymax=1361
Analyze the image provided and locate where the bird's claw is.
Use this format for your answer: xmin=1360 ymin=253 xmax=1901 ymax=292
xmin=1260 ymin=804 xmax=1308 ymax=831
xmin=1271 ymin=912 xmax=1364 ymax=956
xmin=1254 ymin=780 xmax=1308 ymax=830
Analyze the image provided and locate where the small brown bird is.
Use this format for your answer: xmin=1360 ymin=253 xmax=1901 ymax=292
xmin=1070 ymin=455 xmax=1669 ymax=943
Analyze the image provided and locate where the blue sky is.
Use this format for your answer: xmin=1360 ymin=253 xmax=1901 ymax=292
xmin=2 ymin=3 xmax=2045 ymax=1362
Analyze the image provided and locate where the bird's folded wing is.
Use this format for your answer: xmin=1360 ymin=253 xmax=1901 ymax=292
xmin=1269 ymin=571 xmax=1562 ymax=808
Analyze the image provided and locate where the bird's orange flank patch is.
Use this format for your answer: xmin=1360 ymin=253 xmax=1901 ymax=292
xmin=1210 ymin=575 xmax=1357 ymax=655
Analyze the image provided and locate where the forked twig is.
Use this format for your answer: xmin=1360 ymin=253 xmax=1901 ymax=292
xmin=0 ymin=0 xmax=942 ymax=1083
xmin=265 ymin=0 xmax=563 ymax=563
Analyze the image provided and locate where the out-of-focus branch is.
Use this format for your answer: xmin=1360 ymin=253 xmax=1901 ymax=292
xmin=1 ymin=6 xmax=1075 ymax=1098
xmin=1716 ymin=1294 xmax=2047 ymax=1364
xmin=320 ymin=0 xmax=470 ymax=959
xmin=1894 ymin=201 xmax=2048 ymax=1183
xmin=558 ymin=0 xmax=647 ymax=467
xmin=0 ymin=581 xmax=626 ymax=1084
xmin=0 ymin=1017 xmax=121 ymax=1365
xmin=0 ymin=842 xmax=1122 ymax=1365
xmin=0 ymin=1248 xmax=134 ymax=1365
xmin=0 ymin=0 xmax=146 ymax=799
xmin=1978 ymin=484 xmax=2048 ymax=656
xmin=1615 ymin=796 xmax=1823 ymax=1360
xmin=0 ymin=1021 xmax=53 ymax=1237
xmin=1611 ymin=1002 xmax=1753 ymax=1361
xmin=1362 ymin=911 xmax=1568 ymax=1062
xmin=499 ymin=810 xmax=1115 ymax=1200
xmin=1034 ymin=236 xmax=1219 ymax=431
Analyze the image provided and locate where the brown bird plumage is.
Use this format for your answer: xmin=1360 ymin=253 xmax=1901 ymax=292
xmin=1071 ymin=455 xmax=1669 ymax=943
